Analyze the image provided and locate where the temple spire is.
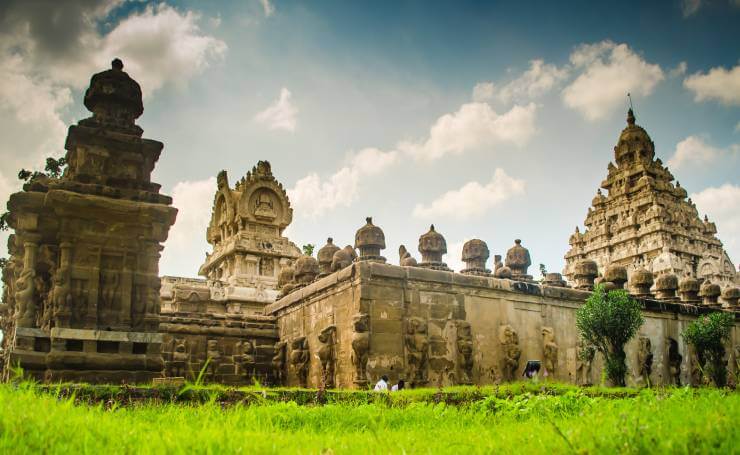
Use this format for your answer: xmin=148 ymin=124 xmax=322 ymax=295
xmin=627 ymin=93 xmax=635 ymax=125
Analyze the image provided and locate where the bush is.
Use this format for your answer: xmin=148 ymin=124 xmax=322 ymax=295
xmin=576 ymin=285 xmax=644 ymax=386
xmin=683 ymin=312 xmax=735 ymax=387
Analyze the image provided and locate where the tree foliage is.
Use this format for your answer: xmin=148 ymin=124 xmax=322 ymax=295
xmin=576 ymin=284 xmax=644 ymax=386
xmin=18 ymin=156 xmax=67 ymax=182
xmin=302 ymin=244 xmax=315 ymax=256
xmin=683 ymin=312 xmax=734 ymax=387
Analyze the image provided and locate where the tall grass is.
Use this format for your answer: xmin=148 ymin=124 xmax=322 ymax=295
xmin=0 ymin=383 xmax=737 ymax=454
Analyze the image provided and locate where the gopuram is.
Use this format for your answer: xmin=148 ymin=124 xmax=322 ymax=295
xmin=0 ymin=62 xmax=738 ymax=388
xmin=564 ymin=109 xmax=736 ymax=285
xmin=0 ymin=59 xmax=177 ymax=383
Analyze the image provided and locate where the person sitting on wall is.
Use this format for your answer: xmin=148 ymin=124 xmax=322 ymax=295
xmin=374 ymin=375 xmax=389 ymax=391
xmin=391 ymin=379 xmax=405 ymax=391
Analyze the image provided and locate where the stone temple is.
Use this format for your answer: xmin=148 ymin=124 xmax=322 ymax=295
xmin=1 ymin=62 xmax=739 ymax=387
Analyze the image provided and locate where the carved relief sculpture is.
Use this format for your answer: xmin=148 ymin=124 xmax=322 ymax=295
xmin=398 ymin=245 xmax=418 ymax=267
xmin=206 ymin=339 xmax=221 ymax=381
xmin=637 ymin=336 xmax=654 ymax=385
xmin=168 ymin=338 xmax=189 ymax=377
xmin=576 ymin=338 xmax=594 ymax=386
xmin=331 ymin=246 xmax=357 ymax=272
xmin=499 ymin=325 xmax=521 ymax=382
xmin=271 ymin=341 xmax=287 ymax=385
xmin=350 ymin=313 xmax=370 ymax=385
xmin=290 ymin=336 xmax=309 ymax=388
xmin=317 ymin=325 xmax=337 ymax=388
xmin=667 ymin=338 xmax=682 ymax=386
xmin=542 ymin=327 xmax=558 ymax=377
xmin=457 ymin=321 xmax=474 ymax=384
xmin=405 ymin=317 xmax=429 ymax=386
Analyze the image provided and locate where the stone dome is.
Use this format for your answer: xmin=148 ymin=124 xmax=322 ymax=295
xmin=574 ymin=259 xmax=598 ymax=277
xmin=678 ymin=276 xmax=700 ymax=293
xmin=604 ymin=264 xmax=628 ymax=288
xmin=460 ymin=239 xmax=490 ymax=275
xmin=83 ymin=59 xmax=144 ymax=131
xmin=630 ymin=267 xmax=654 ymax=286
xmin=655 ymin=273 xmax=678 ymax=291
xmin=699 ymin=281 xmax=721 ymax=298
xmin=355 ymin=217 xmax=385 ymax=249
xmin=294 ymin=255 xmax=319 ymax=284
xmin=721 ymin=286 xmax=740 ymax=300
xmin=317 ymin=238 xmax=341 ymax=275
xmin=419 ymin=225 xmax=447 ymax=256
xmin=277 ymin=264 xmax=295 ymax=288
xmin=505 ymin=239 xmax=532 ymax=278
xmin=614 ymin=109 xmax=655 ymax=166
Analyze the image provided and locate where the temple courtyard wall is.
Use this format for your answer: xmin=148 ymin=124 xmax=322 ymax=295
xmin=266 ymin=261 xmax=740 ymax=389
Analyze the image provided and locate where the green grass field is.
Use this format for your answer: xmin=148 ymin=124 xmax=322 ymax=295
xmin=1 ymin=383 xmax=738 ymax=454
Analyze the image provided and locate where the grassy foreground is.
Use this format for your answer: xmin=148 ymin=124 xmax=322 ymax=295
xmin=1 ymin=383 xmax=738 ymax=454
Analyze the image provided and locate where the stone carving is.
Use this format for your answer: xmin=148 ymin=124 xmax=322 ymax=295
xmin=576 ymin=339 xmax=594 ymax=385
xmin=317 ymin=325 xmax=337 ymax=388
xmin=350 ymin=313 xmax=370 ymax=385
xmin=50 ymin=268 xmax=73 ymax=327
xmin=418 ymin=225 xmax=451 ymax=271
xmin=235 ymin=339 xmax=256 ymax=376
xmin=573 ymin=260 xmax=598 ymax=290
xmin=289 ymin=337 xmax=309 ymax=388
xmin=277 ymin=263 xmax=296 ymax=297
xmin=629 ymin=266 xmax=654 ymax=298
xmin=721 ymin=286 xmax=740 ymax=309
xmin=505 ymin=239 xmax=532 ymax=280
xmin=603 ymin=264 xmax=628 ymax=289
xmin=493 ymin=254 xmax=503 ymax=273
xmin=460 ymin=239 xmax=491 ymax=276
xmin=499 ymin=325 xmax=521 ymax=382
xmin=294 ymin=255 xmax=320 ymax=286
xmin=405 ymin=317 xmax=429 ymax=386
xmin=15 ymin=269 xmax=36 ymax=328
xmin=317 ymin=238 xmax=341 ymax=277
xmin=457 ymin=321 xmax=474 ymax=384
xmin=667 ymin=338 xmax=682 ymax=386
xmin=654 ymin=273 xmax=679 ymax=301
xmin=206 ymin=339 xmax=221 ymax=381
xmin=494 ymin=265 xmax=512 ymax=279
xmin=542 ymin=327 xmax=558 ymax=377
xmin=678 ymin=275 xmax=700 ymax=303
xmin=271 ymin=341 xmax=287 ymax=385
xmin=331 ymin=245 xmax=357 ymax=272
xmin=698 ymin=281 xmax=721 ymax=307
xmin=398 ymin=245 xmax=418 ymax=267
xmin=168 ymin=338 xmax=189 ymax=377
xmin=542 ymin=273 xmax=566 ymax=287
xmin=354 ymin=217 xmax=386 ymax=263
xmin=636 ymin=336 xmax=653 ymax=384
xmin=564 ymin=108 xmax=735 ymax=287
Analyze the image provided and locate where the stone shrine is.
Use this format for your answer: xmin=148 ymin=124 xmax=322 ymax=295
xmin=0 ymin=60 xmax=177 ymax=383
xmin=564 ymin=109 xmax=736 ymax=286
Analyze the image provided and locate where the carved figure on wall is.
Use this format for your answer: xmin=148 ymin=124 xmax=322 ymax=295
xmin=272 ymin=341 xmax=287 ymax=385
xmin=499 ymin=324 xmax=521 ymax=382
xmin=168 ymin=338 xmax=189 ymax=377
xmin=350 ymin=313 xmax=370 ymax=385
xmin=317 ymin=325 xmax=337 ymax=388
xmin=576 ymin=338 xmax=595 ymax=385
xmin=15 ymin=269 xmax=36 ymax=327
xmin=290 ymin=336 xmax=309 ymax=387
xmin=330 ymin=245 xmax=357 ymax=272
xmin=101 ymin=268 xmax=120 ymax=324
xmin=457 ymin=321 xmax=474 ymax=384
xmin=254 ymin=190 xmax=277 ymax=219
xmin=50 ymin=268 xmax=72 ymax=327
xmin=667 ymin=338 xmax=682 ymax=386
xmin=206 ymin=339 xmax=221 ymax=381
xmin=542 ymin=327 xmax=558 ymax=377
xmin=398 ymin=245 xmax=417 ymax=267
xmin=493 ymin=254 xmax=503 ymax=272
xmin=236 ymin=340 xmax=256 ymax=376
xmin=637 ymin=336 xmax=654 ymax=385
xmin=405 ymin=317 xmax=429 ymax=385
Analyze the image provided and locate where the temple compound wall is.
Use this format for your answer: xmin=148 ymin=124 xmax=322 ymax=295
xmin=267 ymin=261 xmax=740 ymax=389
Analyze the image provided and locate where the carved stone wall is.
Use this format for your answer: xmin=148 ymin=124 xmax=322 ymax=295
xmin=266 ymin=262 xmax=740 ymax=388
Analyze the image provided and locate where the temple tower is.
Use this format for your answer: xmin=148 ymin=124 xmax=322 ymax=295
xmin=563 ymin=109 xmax=736 ymax=285
xmin=1 ymin=59 xmax=177 ymax=383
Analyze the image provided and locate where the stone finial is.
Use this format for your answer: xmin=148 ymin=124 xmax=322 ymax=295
xmin=542 ymin=272 xmax=566 ymax=287
xmin=331 ymin=245 xmax=357 ymax=272
xmin=418 ymin=225 xmax=450 ymax=271
xmin=354 ymin=217 xmax=386 ymax=263
xmin=294 ymin=255 xmax=320 ymax=285
xmin=398 ymin=245 xmax=418 ymax=267
xmin=493 ymin=254 xmax=503 ymax=272
xmin=277 ymin=263 xmax=296 ymax=297
xmin=573 ymin=259 xmax=598 ymax=290
xmin=678 ymin=275 xmax=700 ymax=303
xmin=494 ymin=265 xmax=512 ymax=279
xmin=654 ymin=273 xmax=679 ymax=301
xmin=627 ymin=107 xmax=635 ymax=126
xmin=460 ymin=239 xmax=490 ymax=276
xmin=317 ymin=238 xmax=340 ymax=277
xmin=505 ymin=239 xmax=532 ymax=280
xmin=82 ymin=58 xmax=144 ymax=132
xmin=720 ymin=286 xmax=740 ymax=309
xmin=603 ymin=264 xmax=628 ymax=289
xmin=629 ymin=267 xmax=654 ymax=298
xmin=699 ymin=280 xmax=721 ymax=307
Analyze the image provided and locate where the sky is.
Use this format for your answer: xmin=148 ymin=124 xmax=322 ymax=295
xmin=0 ymin=0 xmax=738 ymax=279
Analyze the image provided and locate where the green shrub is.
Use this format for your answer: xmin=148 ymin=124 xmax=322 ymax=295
xmin=683 ymin=312 xmax=735 ymax=387
xmin=576 ymin=285 xmax=644 ymax=386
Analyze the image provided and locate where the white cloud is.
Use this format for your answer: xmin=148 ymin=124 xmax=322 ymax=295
xmin=160 ymin=177 xmax=216 ymax=277
xmin=682 ymin=0 xmax=702 ymax=17
xmin=691 ymin=183 xmax=740 ymax=262
xmin=412 ymin=168 xmax=525 ymax=219
xmin=398 ymin=102 xmax=537 ymax=161
xmin=667 ymin=136 xmax=739 ymax=169
xmin=684 ymin=64 xmax=740 ymax=106
xmin=259 ymin=0 xmax=275 ymax=17
xmin=472 ymin=60 xmax=567 ymax=104
xmin=255 ymin=88 xmax=298 ymax=132
xmin=562 ymin=41 xmax=664 ymax=121
xmin=669 ymin=61 xmax=687 ymax=78
xmin=288 ymin=148 xmax=398 ymax=217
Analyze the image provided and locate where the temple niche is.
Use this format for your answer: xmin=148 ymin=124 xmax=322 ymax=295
xmin=563 ymin=108 xmax=737 ymax=287
xmin=0 ymin=60 xmax=177 ymax=383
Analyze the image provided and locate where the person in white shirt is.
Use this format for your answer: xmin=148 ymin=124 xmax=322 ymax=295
xmin=374 ymin=375 xmax=389 ymax=391
xmin=391 ymin=379 xmax=405 ymax=391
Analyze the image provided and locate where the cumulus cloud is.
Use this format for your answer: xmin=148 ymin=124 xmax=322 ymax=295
xmin=399 ymin=102 xmax=537 ymax=161
xmin=160 ymin=177 xmax=216 ymax=277
xmin=682 ymin=0 xmax=702 ymax=16
xmin=255 ymin=88 xmax=298 ymax=132
xmin=562 ymin=41 xmax=664 ymax=121
xmin=669 ymin=61 xmax=688 ymax=78
xmin=691 ymin=183 xmax=740 ymax=261
xmin=474 ymin=60 xmax=568 ymax=104
xmin=683 ymin=64 xmax=740 ymax=106
xmin=667 ymin=136 xmax=739 ymax=169
xmin=412 ymin=168 xmax=525 ymax=219
xmin=288 ymin=148 xmax=399 ymax=218
xmin=259 ymin=0 xmax=275 ymax=17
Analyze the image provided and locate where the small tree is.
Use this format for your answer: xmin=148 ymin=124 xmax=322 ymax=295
xmin=683 ymin=312 xmax=734 ymax=387
xmin=576 ymin=284 xmax=644 ymax=386
xmin=302 ymin=244 xmax=315 ymax=256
